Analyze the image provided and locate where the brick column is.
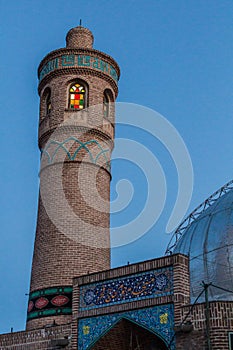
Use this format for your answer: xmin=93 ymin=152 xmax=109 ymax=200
xmin=27 ymin=25 xmax=120 ymax=330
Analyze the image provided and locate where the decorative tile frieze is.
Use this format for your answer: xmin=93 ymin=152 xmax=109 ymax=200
xmin=79 ymin=267 xmax=173 ymax=310
xmin=27 ymin=286 xmax=72 ymax=321
xmin=39 ymin=54 xmax=119 ymax=83
xmin=78 ymin=304 xmax=175 ymax=349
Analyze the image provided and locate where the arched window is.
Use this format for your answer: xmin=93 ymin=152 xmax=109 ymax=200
xmin=40 ymin=87 xmax=51 ymax=121
xmin=46 ymin=91 xmax=51 ymax=115
xmin=103 ymin=89 xmax=114 ymax=121
xmin=103 ymin=92 xmax=109 ymax=118
xmin=69 ymin=83 xmax=86 ymax=110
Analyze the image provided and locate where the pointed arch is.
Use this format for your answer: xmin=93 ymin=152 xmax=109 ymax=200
xmin=89 ymin=317 xmax=168 ymax=350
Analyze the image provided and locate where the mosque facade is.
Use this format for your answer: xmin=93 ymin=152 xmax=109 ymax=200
xmin=0 ymin=25 xmax=232 ymax=350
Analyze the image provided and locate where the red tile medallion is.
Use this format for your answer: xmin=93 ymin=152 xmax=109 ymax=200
xmin=51 ymin=295 xmax=69 ymax=307
xmin=35 ymin=297 xmax=49 ymax=309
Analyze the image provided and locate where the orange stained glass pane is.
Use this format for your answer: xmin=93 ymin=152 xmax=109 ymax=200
xmin=77 ymin=84 xmax=84 ymax=92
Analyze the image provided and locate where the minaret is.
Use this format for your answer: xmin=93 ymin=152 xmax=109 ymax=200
xmin=27 ymin=25 xmax=120 ymax=330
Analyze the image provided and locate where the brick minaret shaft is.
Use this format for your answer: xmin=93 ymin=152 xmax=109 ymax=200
xmin=27 ymin=26 xmax=120 ymax=330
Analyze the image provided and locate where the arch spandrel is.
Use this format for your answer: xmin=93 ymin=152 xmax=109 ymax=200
xmin=78 ymin=305 xmax=174 ymax=350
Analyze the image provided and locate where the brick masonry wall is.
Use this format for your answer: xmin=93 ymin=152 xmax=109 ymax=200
xmin=72 ymin=254 xmax=189 ymax=349
xmin=172 ymin=254 xmax=190 ymax=325
xmin=73 ymin=256 xmax=233 ymax=350
xmin=73 ymin=254 xmax=189 ymax=318
xmin=39 ymin=73 xmax=117 ymax=135
xmin=176 ymin=301 xmax=233 ymax=349
xmin=27 ymin=26 xmax=119 ymax=330
xmin=30 ymin=162 xmax=111 ymax=291
xmin=0 ymin=324 xmax=72 ymax=350
xmin=3 ymin=254 xmax=233 ymax=349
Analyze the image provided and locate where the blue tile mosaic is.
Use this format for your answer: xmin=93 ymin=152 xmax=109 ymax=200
xmin=79 ymin=267 xmax=173 ymax=311
xmin=39 ymin=55 xmax=119 ymax=83
xmin=78 ymin=304 xmax=175 ymax=349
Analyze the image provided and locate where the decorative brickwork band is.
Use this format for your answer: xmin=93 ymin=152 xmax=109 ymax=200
xmin=79 ymin=267 xmax=173 ymax=310
xmin=41 ymin=137 xmax=110 ymax=171
xmin=27 ymin=286 xmax=72 ymax=321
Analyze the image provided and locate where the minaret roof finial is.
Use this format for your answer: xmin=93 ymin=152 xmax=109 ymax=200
xmin=66 ymin=24 xmax=94 ymax=49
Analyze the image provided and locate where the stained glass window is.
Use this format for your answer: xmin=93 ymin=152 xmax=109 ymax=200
xmin=69 ymin=83 xmax=85 ymax=110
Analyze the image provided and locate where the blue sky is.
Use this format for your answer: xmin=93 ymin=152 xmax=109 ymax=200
xmin=0 ymin=0 xmax=232 ymax=334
